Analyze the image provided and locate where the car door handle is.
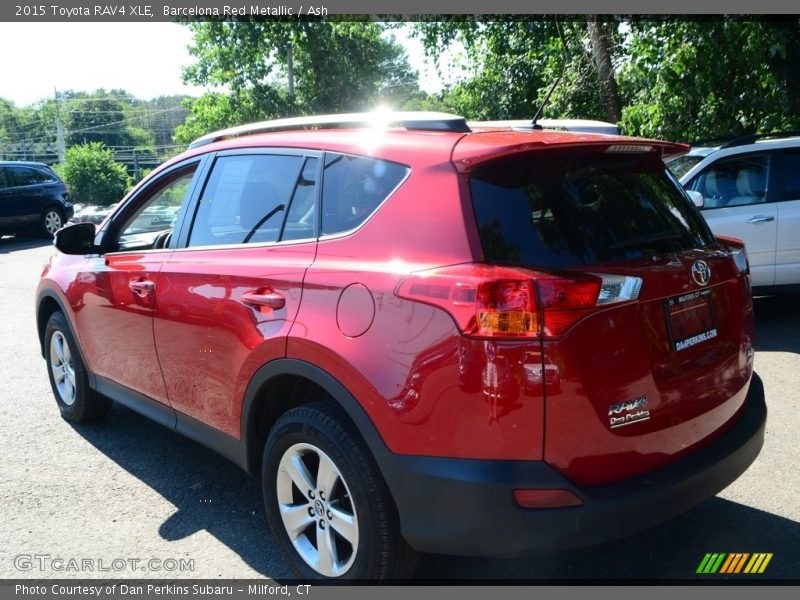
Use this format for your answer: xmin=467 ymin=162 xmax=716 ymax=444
xmin=128 ymin=279 xmax=155 ymax=298
xmin=747 ymin=215 xmax=775 ymax=224
xmin=242 ymin=290 xmax=285 ymax=310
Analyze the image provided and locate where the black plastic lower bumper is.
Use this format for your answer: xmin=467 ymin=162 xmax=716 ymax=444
xmin=377 ymin=373 xmax=767 ymax=557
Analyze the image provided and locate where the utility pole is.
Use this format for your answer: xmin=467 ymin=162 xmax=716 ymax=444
xmin=54 ymin=88 xmax=66 ymax=163
xmin=133 ymin=150 xmax=140 ymax=183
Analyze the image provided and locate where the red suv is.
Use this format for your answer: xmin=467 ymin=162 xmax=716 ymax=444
xmin=36 ymin=112 xmax=766 ymax=580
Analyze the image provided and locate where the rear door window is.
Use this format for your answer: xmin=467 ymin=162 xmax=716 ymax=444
xmin=321 ymin=153 xmax=409 ymax=235
xmin=9 ymin=167 xmax=43 ymax=186
xmin=470 ymin=153 xmax=715 ymax=269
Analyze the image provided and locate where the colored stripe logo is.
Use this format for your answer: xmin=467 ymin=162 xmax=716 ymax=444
xmin=697 ymin=553 xmax=773 ymax=574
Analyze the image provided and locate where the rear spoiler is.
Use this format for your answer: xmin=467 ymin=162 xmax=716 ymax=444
xmin=452 ymin=135 xmax=689 ymax=173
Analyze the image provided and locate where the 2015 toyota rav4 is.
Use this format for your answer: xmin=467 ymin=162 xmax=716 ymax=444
xmin=36 ymin=112 xmax=766 ymax=580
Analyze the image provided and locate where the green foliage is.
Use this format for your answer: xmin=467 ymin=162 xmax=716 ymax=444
xmin=0 ymin=90 xmax=189 ymax=164
xmin=178 ymin=21 xmax=419 ymax=140
xmin=412 ymin=19 xmax=612 ymax=121
xmin=413 ymin=17 xmax=800 ymax=142
xmin=60 ymin=89 xmax=155 ymax=149
xmin=56 ymin=143 xmax=132 ymax=206
xmin=619 ymin=19 xmax=800 ymax=141
xmin=173 ymin=92 xmax=263 ymax=144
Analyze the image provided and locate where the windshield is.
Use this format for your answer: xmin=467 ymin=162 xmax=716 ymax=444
xmin=666 ymin=154 xmax=706 ymax=178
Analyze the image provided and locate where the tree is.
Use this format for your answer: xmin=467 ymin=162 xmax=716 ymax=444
xmin=619 ymin=18 xmax=800 ymax=141
xmin=0 ymin=98 xmax=18 ymax=144
xmin=586 ymin=16 xmax=622 ymax=123
xmin=61 ymin=89 xmax=155 ymax=149
xmin=412 ymin=18 xmax=617 ymax=122
xmin=178 ymin=21 xmax=419 ymax=139
xmin=56 ymin=143 xmax=131 ymax=206
xmin=173 ymin=92 xmax=263 ymax=144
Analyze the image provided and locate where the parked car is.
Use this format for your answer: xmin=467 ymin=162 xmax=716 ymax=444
xmin=679 ymin=132 xmax=800 ymax=293
xmin=36 ymin=112 xmax=766 ymax=580
xmin=0 ymin=161 xmax=73 ymax=237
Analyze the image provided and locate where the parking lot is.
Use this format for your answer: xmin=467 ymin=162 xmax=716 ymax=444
xmin=1 ymin=233 xmax=798 ymax=581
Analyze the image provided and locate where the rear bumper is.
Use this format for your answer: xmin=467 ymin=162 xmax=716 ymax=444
xmin=378 ymin=372 xmax=767 ymax=556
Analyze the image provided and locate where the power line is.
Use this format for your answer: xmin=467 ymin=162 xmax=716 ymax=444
xmin=67 ymin=107 xmax=188 ymax=134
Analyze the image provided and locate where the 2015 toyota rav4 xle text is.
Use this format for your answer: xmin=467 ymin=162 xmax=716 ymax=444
xmin=36 ymin=112 xmax=766 ymax=580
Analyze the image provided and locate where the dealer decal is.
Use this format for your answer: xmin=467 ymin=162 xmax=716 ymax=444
xmin=608 ymin=394 xmax=650 ymax=429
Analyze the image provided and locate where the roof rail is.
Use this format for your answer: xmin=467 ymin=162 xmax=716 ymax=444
xmin=721 ymin=130 xmax=800 ymax=149
xmin=469 ymin=118 xmax=620 ymax=135
xmin=188 ymin=111 xmax=471 ymax=149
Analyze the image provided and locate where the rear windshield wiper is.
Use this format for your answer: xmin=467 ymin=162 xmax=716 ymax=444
xmin=611 ymin=231 xmax=685 ymax=251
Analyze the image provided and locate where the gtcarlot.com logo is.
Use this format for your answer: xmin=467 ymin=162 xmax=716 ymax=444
xmin=696 ymin=552 xmax=773 ymax=574
xmin=14 ymin=554 xmax=195 ymax=573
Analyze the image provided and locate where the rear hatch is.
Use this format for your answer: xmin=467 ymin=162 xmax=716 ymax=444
xmin=466 ymin=145 xmax=755 ymax=487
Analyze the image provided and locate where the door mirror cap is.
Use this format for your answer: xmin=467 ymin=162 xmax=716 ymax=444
xmin=686 ymin=190 xmax=704 ymax=208
xmin=54 ymin=223 xmax=98 ymax=255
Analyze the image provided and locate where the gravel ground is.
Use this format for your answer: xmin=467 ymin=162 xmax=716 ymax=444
xmin=1 ymin=234 xmax=798 ymax=581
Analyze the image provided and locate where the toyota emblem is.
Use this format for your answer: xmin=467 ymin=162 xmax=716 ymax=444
xmin=691 ymin=260 xmax=711 ymax=286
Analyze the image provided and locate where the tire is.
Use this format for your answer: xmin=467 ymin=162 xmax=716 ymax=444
xmin=40 ymin=206 xmax=64 ymax=238
xmin=44 ymin=311 xmax=110 ymax=422
xmin=262 ymin=402 xmax=418 ymax=580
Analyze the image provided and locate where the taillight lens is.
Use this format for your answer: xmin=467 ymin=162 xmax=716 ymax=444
xmin=476 ymin=279 xmax=538 ymax=337
xmin=537 ymin=278 xmax=602 ymax=337
xmin=395 ymin=264 xmax=641 ymax=339
xmin=730 ymin=246 xmax=749 ymax=274
xmin=715 ymin=235 xmax=750 ymax=275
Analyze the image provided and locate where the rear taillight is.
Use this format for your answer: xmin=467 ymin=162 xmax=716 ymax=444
xmin=395 ymin=264 xmax=641 ymax=339
xmin=716 ymin=235 xmax=750 ymax=275
xmin=730 ymin=246 xmax=749 ymax=274
xmin=536 ymin=278 xmax=602 ymax=337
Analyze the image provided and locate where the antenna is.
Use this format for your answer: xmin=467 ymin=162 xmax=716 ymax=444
xmin=531 ymin=20 xmax=569 ymax=128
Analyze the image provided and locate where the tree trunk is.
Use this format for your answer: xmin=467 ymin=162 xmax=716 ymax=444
xmin=587 ymin=16 xmax=622 ymax=123
xmin=287 ymin=43 xmax=295 ymax=98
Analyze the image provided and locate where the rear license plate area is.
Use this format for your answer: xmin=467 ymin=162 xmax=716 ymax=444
xmin=665 ymin=289 xmax=718 ymax=351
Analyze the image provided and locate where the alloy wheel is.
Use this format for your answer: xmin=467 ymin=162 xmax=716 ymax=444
xmin=275 ymin=442 xmax=359 ymax=577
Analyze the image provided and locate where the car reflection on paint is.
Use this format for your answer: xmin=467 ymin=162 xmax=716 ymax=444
xmin=522 ymin=352 xmax=561 ymax=393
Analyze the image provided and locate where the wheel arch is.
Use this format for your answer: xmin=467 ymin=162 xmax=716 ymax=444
xmin=35 ymin=289 xmax=94 ymax=381
xmin=41 ymin=201 xmax=66 ymax=216
xmin=37 ymin=290 xmax=69 ymax=357
xmin=240 ymin=359 xmax=390 ymax=478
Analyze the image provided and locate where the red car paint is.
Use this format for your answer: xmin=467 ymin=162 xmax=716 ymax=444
xmin=38 ymin=121 xmax=758 ymax=521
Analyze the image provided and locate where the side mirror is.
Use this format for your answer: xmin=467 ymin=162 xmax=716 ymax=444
xmin=686 ymin=190 xmax=704 ymax=208
xmin=54 ymin=223 xmax=99 ymax=255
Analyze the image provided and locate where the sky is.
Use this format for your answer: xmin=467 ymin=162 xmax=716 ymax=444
xmin=0 ymin=22 xmax=448 ymax=107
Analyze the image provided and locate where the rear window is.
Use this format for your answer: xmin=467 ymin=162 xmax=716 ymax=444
xmin=471 ymin=153 xmax=715 ymax=268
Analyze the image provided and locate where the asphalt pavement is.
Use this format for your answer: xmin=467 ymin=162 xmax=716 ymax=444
xmin=1 ymin=233 xmax=798 ymax=581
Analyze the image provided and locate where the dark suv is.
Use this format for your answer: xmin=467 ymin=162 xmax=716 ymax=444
xmin=0 ymin=161 xmax=72 ymax=237
xmin=36 ymin=112 xmax=766 ymax=580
